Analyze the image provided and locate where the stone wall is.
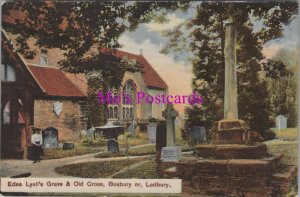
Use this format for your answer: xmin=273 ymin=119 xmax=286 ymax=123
xmin=33 ymin=99 xmax=87 ymax=142
xmin=146 ymin=87 xmax=167 ymax=120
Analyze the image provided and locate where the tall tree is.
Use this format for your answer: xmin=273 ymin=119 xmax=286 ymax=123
xmin=162 ymin=2 xmax=298 ymax=135
xmin=2 ymin=1 xmax=188 ymax=126
xmin=264 ymin=57 xmax=298 ymax=127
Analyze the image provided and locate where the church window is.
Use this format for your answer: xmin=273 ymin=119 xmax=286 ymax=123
xmin=122 ymin=80 xmax=136 ymax=120
xmin=108 ymin=87 xmax=119 ymax=120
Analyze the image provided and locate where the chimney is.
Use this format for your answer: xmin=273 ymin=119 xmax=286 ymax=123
xmin=139 ymin=49 xmax=143 ymax=55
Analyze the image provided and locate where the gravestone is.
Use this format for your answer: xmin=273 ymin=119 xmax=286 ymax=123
xmin=128 ymin=119 xmax=136 ymax=137
xmin=161 ymin=147 xmax=182 ymax=162
xmin=276 ymin=115 xmax=287 ymax=130
xmin=107 ymin=139 xmax=119 ymax=153
xmin=161 ymin=104 xmax=181 ymax=161
xmin=156 ymin=121 xmax=166 ymax=161
xmin=58 ymin=143 xmax=64 ymax=149
xmin=63 ymin=142 xmax=74 ymax=150
xmin=86 ymin=127 xmax=95 ymax=139
xmin=162 ymin=104 xmax=179 ymax=147
xmin=187 ymin=126 xmax=207 ymax=146
xmin=147 ymin=119 xmax=157 ymax=143
xmin=42 ymin=127 xmax=58 ymax=149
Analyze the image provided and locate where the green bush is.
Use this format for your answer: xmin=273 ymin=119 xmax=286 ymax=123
xmin=81 ymin=134 xmax=106 ymax=147
xmin=262 ymin=130 xmax=276 ymax=141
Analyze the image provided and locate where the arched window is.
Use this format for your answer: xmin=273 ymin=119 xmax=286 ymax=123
xmin=122 ymin=80 xmax=136 ymax=120
xmin=107 ymin=87 xmax=119 ymax=120
xmin=113 ymin=106 xmax=118 ymax=119
xmin=108 ymin=107 xmax=113 ymax=119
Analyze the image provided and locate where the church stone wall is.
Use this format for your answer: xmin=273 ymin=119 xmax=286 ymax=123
xmin=33 ymin=99 xmax=87 ymax=142
xmin=122 ymin=71 xmax=148 ymax=122
xmin=146 ymin=88 xmax=167 ymax=120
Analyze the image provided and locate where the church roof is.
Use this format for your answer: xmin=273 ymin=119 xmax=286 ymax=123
xmin=28 ymin=65 xmax=85 ymax=97
xmin=113 ymin=50 xmax=168 ymax=89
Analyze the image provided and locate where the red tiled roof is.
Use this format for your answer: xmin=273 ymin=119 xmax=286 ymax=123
xmin=111 ymin=50 xmax=168 ymax=89
xmin=28 ymin=65 xmax=85 ymax=97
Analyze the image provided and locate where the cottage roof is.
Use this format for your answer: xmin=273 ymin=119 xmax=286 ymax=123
xmin=28 ymin=65 xmax=85 ymax=97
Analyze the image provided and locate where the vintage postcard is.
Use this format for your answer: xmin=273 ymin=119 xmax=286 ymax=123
xmin=0 ymin=1 xmax=299 ymax=196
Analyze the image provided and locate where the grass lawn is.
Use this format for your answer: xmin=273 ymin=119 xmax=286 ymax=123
xmin=55 ymin=158 xmax=144 ymax=178
xmin=274 ymin=128 xmax=298 ymax=141
xmin=95 ymin=144 xmax=193 ymax=158
xmin=264 ymin=140 xmax=298 ymax=165
xmin=113 ymin=159 xmax=159 ymax=179
xmin=95 ymin=144 xmax=156 ymax=158
xmin=266 ymin=127 xmax=298 ymax=165
xmin=118 ymin=132 xmax=149 ymax=148
xmin=43 ymin=143 xmax=105 ymax=160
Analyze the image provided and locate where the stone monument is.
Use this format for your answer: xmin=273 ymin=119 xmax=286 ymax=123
xmin=161 ymin=104 xmax=181 ymax=162
xmin=42 ymin=127 xmax=58 ymax=149
xmin=162 ymin=5 xmax=296 ymax=196
xmin=187 ymin=126 xmax=206 ymax=146
xmin=128 ymin=119 xmax=136 ymax=137
xmin=276 ymin=115 xmax=287 ymax=130
xmin=147 ymin=119 xmax=157 ymax=143
xmin=162 ymin=104 xmax=178 ymax=147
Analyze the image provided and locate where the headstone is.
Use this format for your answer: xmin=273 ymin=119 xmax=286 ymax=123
xmin=187 ymin=126 xmax=207 ymax=146
xmin=128 ymin=119 xmax=136 ymax=137
xmin=107 ymin=139 xmax=119 ymax=153
xmin=58 ymin=143 xmax=64 ymax=149
xmin=156 ymin=121 xmax=166 ymax=161
xmin=80 ymin=130 xmax=87 ymax=138
xmin=86 ymin=127 xmax=95 ymax=139
xmin=276 ymin=115 xmax=287 ymax=130
xmin=162 ymin=104 xmax=179 ymax=147
xmin=42 ymin=127 xmax=58 ymax=149
xmin=161 ymin=147 xmax=182 ymax=162
xmin=63 ymin=142 xmax=74 ymax=150
xmin=161 ymin=104 xmax=182 ymax=162
xmin=147 ymin=120 xmax=157 ymax=143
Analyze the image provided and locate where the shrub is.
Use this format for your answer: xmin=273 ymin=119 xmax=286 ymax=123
xmin=81 ymin=134 xmax=106 ymax=147
xmin=262 ymin=130 xmax=276 ymax=141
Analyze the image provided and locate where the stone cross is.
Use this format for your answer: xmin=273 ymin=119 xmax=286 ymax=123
xmin=162 ymin=104 xmax=179 ymax=147
xmin=224 ymin=4 xmax=240 ymax=120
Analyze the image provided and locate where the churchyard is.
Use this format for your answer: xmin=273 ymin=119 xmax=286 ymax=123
xmin=46 ymin=96 xmax=297 ymax=196
xmin=53 ymin=127 xmax=298 ymax=176
xmin=1 ymin=2 xmax=298 ymax=197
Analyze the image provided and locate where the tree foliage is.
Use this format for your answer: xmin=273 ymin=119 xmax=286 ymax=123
xmin=264 ymin=56 xmax=298 ymax=127
xmin=163 ymin=2 xmax=298 ymax=134
xmin=3 ymin=1 xmax=188 ymax=71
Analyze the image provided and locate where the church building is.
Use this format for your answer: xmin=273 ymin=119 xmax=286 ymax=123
xmin=1 ymin=13 xmax=168 ymax=159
